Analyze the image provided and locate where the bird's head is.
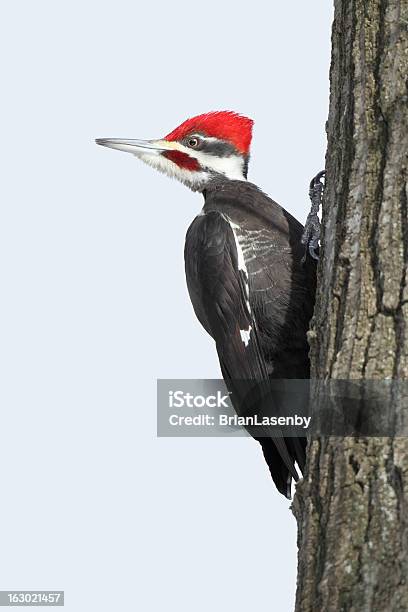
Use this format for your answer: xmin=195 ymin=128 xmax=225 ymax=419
xmin=96 ymin=111 xmax=253 ymax=192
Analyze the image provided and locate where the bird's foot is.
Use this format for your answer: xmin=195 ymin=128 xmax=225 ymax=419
xmin=301 ymin=170 xmax=325 ymax=262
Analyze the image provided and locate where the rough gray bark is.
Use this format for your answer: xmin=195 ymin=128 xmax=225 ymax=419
xmin=293 ymin=1 xmax=408 ymax=611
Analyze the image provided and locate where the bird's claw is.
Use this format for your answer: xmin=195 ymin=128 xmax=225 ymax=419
xmin=301 ymin=170 xmax=325 ymax=262
xmin=308 ymin=239 xmax=320 ymax=261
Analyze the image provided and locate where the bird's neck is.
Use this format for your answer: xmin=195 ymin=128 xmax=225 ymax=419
xmin=202 ymin=174 xmax=248 ymax=199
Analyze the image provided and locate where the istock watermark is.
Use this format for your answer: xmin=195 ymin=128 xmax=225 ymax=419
xmin=157 ymin=379 xmax=313 ymax=437
xmin=158 ymin=379 xmax=408 ymax=437
xmin=168 ymin=390 xmax=230 ymax=409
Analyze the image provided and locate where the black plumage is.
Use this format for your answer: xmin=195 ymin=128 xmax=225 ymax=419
xmin=185 ymin=179 xmax=316 ymax=497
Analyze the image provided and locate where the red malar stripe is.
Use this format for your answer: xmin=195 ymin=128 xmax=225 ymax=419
xmin=162 ymin=150 xmax=200 ymax=171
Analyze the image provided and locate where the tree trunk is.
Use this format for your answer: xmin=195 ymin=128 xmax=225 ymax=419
xmin=293 ymin=1 xmax=408 ymax=611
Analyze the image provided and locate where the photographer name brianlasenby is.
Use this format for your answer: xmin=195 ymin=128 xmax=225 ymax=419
xmin=169 ymin=413 xmax=311 ymax=429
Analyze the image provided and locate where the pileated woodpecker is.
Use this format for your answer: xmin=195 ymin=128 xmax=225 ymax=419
xmin=96 ymin=111 xmax=317 ymax=498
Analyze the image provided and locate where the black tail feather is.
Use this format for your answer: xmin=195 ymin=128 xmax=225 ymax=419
xmin=256 ymin=436 xmax=306 ymax=498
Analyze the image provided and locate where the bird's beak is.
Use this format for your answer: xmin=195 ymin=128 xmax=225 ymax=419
xmin=95 ymin=138 xmax=176 ymax=156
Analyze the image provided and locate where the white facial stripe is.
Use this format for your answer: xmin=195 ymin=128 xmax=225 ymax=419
xmin=189 ymin=134 xmax=220 ymax=144
xmin=174 ymin=141 xmax=246 ymax=181
xmin=131 ymin=137 xmax=246 ymax=191
xmin=138 ymin=152 xmax=209 ymax=192
xmin=157 ymin=139 xmax=246 ymax=182
xmin=196 ymin=150 xmax=245 ymax=180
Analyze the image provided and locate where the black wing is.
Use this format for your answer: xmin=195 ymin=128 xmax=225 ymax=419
xmin=185 ymin=210 xmax=301 ymax=496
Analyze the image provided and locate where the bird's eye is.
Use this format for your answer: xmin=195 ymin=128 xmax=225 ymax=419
xmin=188 ymin=137 xmax=200 ymax=148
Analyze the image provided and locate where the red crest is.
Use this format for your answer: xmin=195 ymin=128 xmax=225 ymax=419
xmin=165 ymin=111 xmax=254 ymax=155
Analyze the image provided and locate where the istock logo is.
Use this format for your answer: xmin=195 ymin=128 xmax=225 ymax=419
xmin=168 ymin=390 xmax=231 ymax=409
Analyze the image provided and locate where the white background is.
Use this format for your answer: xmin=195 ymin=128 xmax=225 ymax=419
xmin=0 ymin=2 xmax=332 ymax=610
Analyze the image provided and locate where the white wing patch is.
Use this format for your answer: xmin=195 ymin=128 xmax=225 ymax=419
xmin=230 ymin=224 xmax=248 ymax=273
xmin=240 ymin=325 xmax=252 ymax=347
xmin=222 ymin=216 xmax=253 ymax=347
